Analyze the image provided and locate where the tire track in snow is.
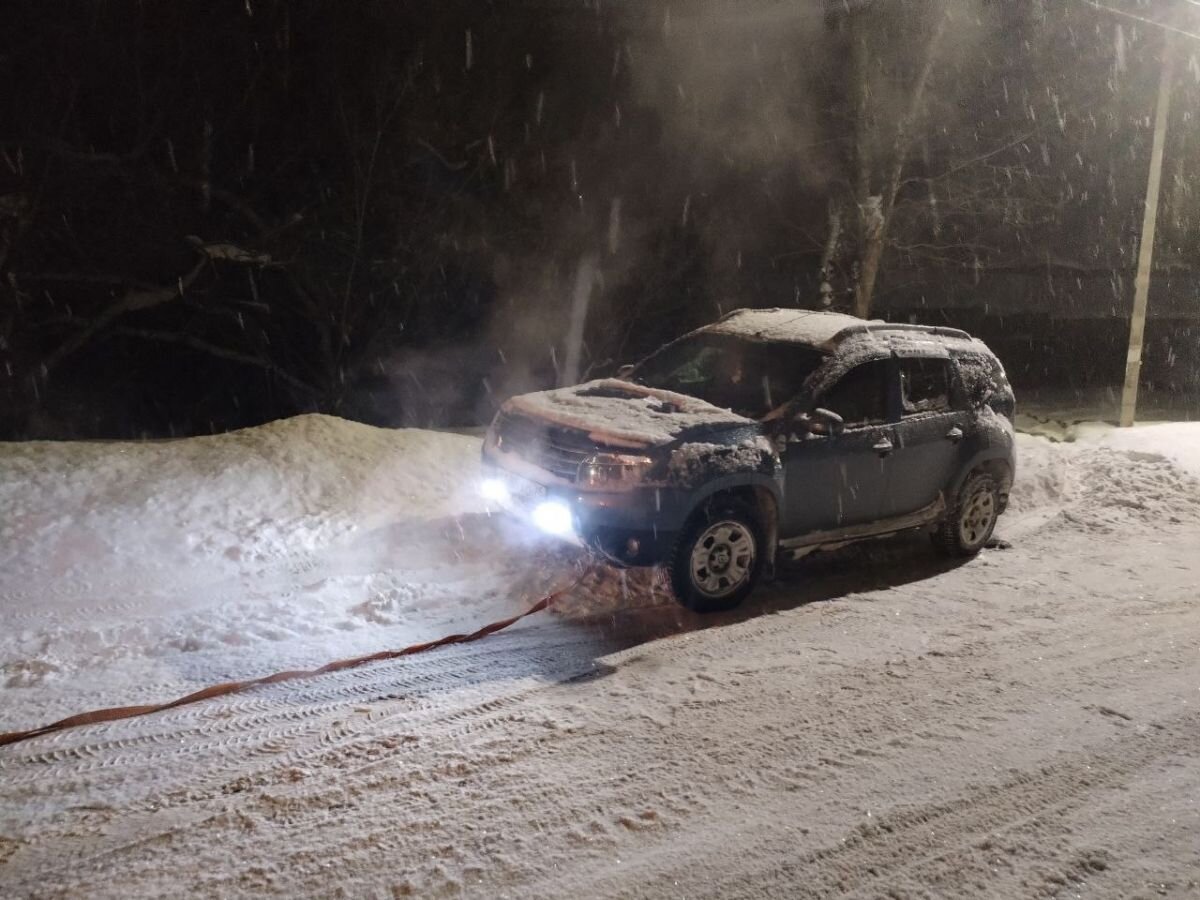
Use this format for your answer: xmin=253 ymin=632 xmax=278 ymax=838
xmin=18 ymin=546 xmax=1193 ymax=897
xmin=0 ymin=627 xmax=607 ymax=800
xmin=134 ymin=607 xmax=1198 ymax=900
xmin=2 ymin=513 xmax=1189 ymax=805
xmin=711 ymin=711 xmax=1200 ymax=900
xmin=0 ymin=640 xmax=625 ymax=887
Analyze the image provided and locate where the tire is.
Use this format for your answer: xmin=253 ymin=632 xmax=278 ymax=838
xmin=932 ymin=471 xmax=1000 ymax=557
xmin=669 ymin=501 xmax=765 ymax=613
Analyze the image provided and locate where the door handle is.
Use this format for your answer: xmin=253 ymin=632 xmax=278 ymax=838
xmin=872 ymin=437 xmax=894 ymax=457
xmin=945 ymin=426 xmax=964 ymax=443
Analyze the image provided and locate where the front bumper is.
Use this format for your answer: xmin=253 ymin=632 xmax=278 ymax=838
xmin=479 ymin=461 xmax=688 ymax=564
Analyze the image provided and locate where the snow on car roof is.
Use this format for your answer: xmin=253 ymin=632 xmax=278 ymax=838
xmin=702 ymin=308 xmax=868 ymax=349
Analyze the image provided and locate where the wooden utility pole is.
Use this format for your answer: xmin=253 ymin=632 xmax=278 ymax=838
xmin=1120 ymin=32 xmax=1175 ymax=427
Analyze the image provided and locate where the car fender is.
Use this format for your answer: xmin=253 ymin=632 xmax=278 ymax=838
xmin=684 ymin=472 xmax=783 ymax=523
xmin=947 ymin=447 xmax=1014 ymax=500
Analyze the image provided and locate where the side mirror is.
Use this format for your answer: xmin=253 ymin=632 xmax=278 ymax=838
xmin=797 ymin=407 xmax=845 ymax=437
xmin=616 ymin=363 xmax=636 ymax=380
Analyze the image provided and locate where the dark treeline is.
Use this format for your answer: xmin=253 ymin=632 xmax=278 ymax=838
xmin=2 ymin=0 xmax=1196 ymax=438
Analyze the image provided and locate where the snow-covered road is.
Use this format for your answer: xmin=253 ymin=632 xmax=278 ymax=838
xmin=2 ymin=417 xmax=1199 ymax=898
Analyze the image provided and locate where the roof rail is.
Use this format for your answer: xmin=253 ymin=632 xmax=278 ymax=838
xmin=832 ymin=322 xmax=971 ymax=342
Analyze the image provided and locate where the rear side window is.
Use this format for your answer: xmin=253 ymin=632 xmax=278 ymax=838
xmin=954 ymin=350 xmax=1014 ymax=417
xmin=819 ymin=360 xmax=890 ymax=426
xmin=900 ymin=358 xmax=951 ymax=414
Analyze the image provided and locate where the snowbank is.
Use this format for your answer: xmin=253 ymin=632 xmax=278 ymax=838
xmin=1004 ymin=425 xmax=1200 ymax=542
xmin=1074 ymin=421 xmax=1200 ymax=481
xmin=0 ymin=414 xmax=485 ymax=581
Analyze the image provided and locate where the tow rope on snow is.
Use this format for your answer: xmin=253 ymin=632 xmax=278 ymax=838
xmin=0 ymin=577 xmax=585 ymax=749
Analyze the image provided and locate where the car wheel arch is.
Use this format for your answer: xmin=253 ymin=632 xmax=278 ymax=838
xmin=947 ymin=454 xmax=1013 ymax=511
xmin=685 ymin=480 xmax=780 ymax=555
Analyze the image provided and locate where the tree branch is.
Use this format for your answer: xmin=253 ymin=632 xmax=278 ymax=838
xmin=41 ymin=254 xmax=208 ymax=374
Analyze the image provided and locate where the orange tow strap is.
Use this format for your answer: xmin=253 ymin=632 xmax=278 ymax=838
xmin=0 ymin=580 xmax=579 ymax=749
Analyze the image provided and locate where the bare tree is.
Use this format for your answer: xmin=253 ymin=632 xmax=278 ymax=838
xmin=823 ymin=1 xmax=951 ymax=318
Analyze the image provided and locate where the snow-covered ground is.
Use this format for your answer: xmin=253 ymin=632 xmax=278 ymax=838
xmin=2 ymin=415 xmax=1199 ymax=898
xmin=0 ymin=415 xmax=589 ymax=731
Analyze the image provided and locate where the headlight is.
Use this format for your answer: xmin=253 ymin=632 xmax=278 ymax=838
xmin=576 ymin=452 xmax=654 ymax=488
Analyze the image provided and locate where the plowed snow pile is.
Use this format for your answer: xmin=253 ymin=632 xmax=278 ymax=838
xmin=0 ymin=415 xmax=573 ymax=730
xmin=1 ymin=414 xmax=482 ymax=575
xmin=1006 ymin=423 xmax=1200 ymax=531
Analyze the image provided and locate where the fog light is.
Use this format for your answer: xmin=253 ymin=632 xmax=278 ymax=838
xmin=480 ymin=477 xmax=510 ymax=504
xmin=531 ymin=500 xmax=574 ymax=537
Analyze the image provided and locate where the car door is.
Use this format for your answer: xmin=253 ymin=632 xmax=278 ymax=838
xmin=884 ymin=354 xmax=972 ymax=518
xmin=781 ymin=358 xmax=897 ymax=537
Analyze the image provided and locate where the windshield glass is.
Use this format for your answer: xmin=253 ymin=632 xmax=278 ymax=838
xmin=631 ymin=334 xmax=826 ymax=418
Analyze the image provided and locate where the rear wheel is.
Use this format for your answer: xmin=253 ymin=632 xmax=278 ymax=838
xmin=670 ymin=502 xmax=764 ymax=612
xmin=933 ymin=472 xmax=1000 ymax=557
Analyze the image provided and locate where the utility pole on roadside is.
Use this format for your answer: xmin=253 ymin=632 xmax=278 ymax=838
xmin=1120 ymin=31 xmax=1175 ymax=427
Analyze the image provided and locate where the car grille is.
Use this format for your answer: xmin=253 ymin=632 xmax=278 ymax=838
xmin=494 ymin=412 xmax=598 ymax=481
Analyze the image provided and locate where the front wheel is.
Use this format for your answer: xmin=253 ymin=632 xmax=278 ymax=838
xmin=933 ymin=472 xmax=1000 ymax=557
xmin=669 ymin=503 xmax=764 ymax=613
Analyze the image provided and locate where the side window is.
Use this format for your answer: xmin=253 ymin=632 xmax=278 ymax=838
xmin=818 ymin=360 xmax=890 ymax=427
xmin=900 ymin=358 xmax=951 ymax=414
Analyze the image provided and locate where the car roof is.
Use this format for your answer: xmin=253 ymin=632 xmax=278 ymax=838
xmin=702 ymin=309 xmax=866 ymax=348
xmin=702 ymin=307 xmax=976 ymax=353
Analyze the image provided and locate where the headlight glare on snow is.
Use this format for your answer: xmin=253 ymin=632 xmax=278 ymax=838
xmin=531 ymin=500 xmax=574 ymax=538
xmin=480 ymin=477 xmax=511 ymax=504
xmin=576 ymin=452 xmax=653 ymax=488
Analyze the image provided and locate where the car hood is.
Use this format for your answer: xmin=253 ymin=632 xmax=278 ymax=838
xmin=502 ymin=378 xmax=756 ymax=450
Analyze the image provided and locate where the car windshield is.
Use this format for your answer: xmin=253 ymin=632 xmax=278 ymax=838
xmin=630 ymin=334 xmax=826 ymax=418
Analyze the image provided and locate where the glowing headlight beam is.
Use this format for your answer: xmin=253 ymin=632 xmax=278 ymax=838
xmin=480 ymin=477 xmax=510 ymax=504
xmin=531 ymin=500 xmax=574 ymax=537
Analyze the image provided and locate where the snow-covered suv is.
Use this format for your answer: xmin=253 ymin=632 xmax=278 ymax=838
xmin=482 ymin=309 xmax=1016 ymax=611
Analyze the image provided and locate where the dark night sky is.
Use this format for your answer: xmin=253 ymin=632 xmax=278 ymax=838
xmin=1 ymin=0 xmax=1197 ymax=439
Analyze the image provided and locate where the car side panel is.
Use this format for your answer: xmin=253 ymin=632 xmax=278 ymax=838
xmin=945 ymin=415 xmax=1017 ymax=505
xmin=781 ymin=423 xmax=894 ymax=536
xmin=886 ymin=408 xmax=973 ymax=517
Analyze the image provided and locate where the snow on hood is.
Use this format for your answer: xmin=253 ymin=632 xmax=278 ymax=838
xmin=504 ymin=378 xmax=755 ymax=448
